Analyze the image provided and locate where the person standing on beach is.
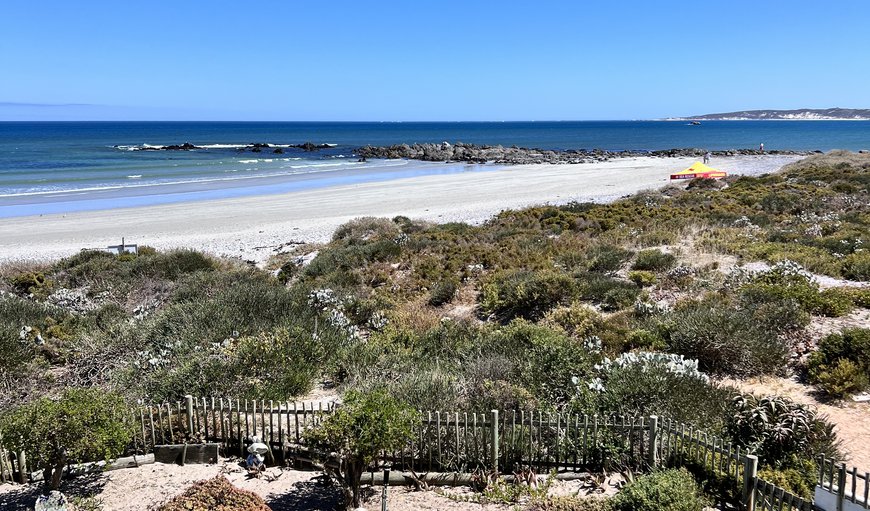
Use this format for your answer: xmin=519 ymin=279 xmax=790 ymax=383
xmin=703 ymin=151 xmax=711 ymax=164
xmin=759 ymin=142 xmax=764 ymax=152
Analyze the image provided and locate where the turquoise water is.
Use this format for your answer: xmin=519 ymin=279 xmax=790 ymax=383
xmin=1 ymin=121 xmax=868 ymax=217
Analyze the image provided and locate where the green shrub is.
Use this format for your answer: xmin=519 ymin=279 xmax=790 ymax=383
xmin=332 ymin=216 xmax=401 ymax=244
xmin=844 ymin=287 xmax=870 ymax=308
xmin=155 ymin=476 xmax=269 ymax=511
xmin=588 ymin=245 xmax=634 ymax=273
xmin=590 ymin=353 xmax=734 ymax=429
xmin=0 ymin=294 xmax=68 ymax=377
xmin=277 ymin=259 xmax=300 ymax=283
xmin=468 ymin=379 xmax=537 ymax=413
xmin=390 ymin=368 xmax=463 ymax=411
xmin=628 ymin=270 xmax=656 ymax=287
xmin=225 ymin=328 xmax=323 ymax=399
xmin=807 ymin=328 xmax=870 ymax=397
xmin=810 ymin=359 xmax=869 ymax=398
xmin=480 ymin=269 xmax=575 ymax=321
xmin=306 ymin=390 xmax=419 ymax=509
xmin=428 ymin=278 xmax=459 ymax=306
xmin=576 ymin=273 xmax=640 ymax=311
xmin=625 ymin=329 xmax=667 ymax=351
xmin=632 ymin=249 xmax=677 ymax=271
xmin=815 ymin=288 xmax=856 ymax=317
xmin=609 ymin=468 xmax=708 ymax=511
xmin=0 ymin=388 xmax=131 ymax=492
xmin=542 ymin=303 xmax=603 ymax=339
xmin=666 ymin=298 xmax=789 ymax=376
xmin=10 ymin=271 xmax=52 ymax=296
xmin=726 ymin=394 xmax=841 ymax=466
xmin=484 ymin=320 xmax=594 ymax=406
xmin=841 ymin=251 xmax=870 ymax=281
xmin=758 ymin=463 xmax=817 ymax=500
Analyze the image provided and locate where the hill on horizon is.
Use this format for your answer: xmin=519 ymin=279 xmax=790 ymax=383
xmin=681 ymin=108 xmax=870 ymax=120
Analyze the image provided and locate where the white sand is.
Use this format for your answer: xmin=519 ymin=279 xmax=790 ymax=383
xmin=0 ymin=155 xmax=801 ymax=264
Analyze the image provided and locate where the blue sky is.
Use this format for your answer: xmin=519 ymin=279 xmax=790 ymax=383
xmin=1 ymin=1 xmax=868 ymax=121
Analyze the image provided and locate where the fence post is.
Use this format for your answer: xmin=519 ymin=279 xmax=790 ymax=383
xmin=837 ymin=463 xmax=846 ymax=511
xmin=17 ymin=450 xmax=27 ymax=484
xmin=490 ymin=410 xmax=499 ymax=473
xmin=381 ymin=466 xmax=390 ymax=511
xmin=185 ymin=395 xmax=194 ymax=440
xmin=743 ymin=454 xmax=758 ymax=511
xmin=648 ymin=415 xmax=659 ymax=468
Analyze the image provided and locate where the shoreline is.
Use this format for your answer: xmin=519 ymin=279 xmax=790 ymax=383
xmin=0 ymin=154 xmax=802 ymax=264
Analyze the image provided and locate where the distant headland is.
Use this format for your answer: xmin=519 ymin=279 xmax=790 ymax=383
xmin=674 ymin=108 xmax=870 ymax=121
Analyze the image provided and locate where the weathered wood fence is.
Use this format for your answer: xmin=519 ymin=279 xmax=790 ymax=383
xmin=4 ymin=394 xmax=866 ymax=511
xmin=817 ymin=455 xmax=870 ymax=510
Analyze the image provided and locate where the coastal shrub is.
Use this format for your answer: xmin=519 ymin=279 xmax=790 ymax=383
xmin=807 ymin=328 xmax=870 ymax=397
xmin=576 ymin=273 xmax=640 ymax=311
xmin=277 ymin=259 xmax=301 ymax=283
xmin=467 ymin=379 xmax=537 ymax=413
xmin=632 ymin=249 xmax=677 ymax=272
xmin=0 ymin=294 xmax=68 ymax=375
xmin=225 ymin=328 xmax=322 ymax=399
xmin=666 ymin=298 xmax=789 ymax=376
xmin=841 ymin=251 xmax=870 ymax=281
xmin=625 ymin=329 xmax=667 ymax=351
xmin=130 ymin=272 xmax=337 ymax=400
xmin=758 ymin=464 xmax=816 ymax=500
xmin=390 ymin=368 xmax=463 ymax=411
xmin=332 ymin=216 xmax=401 ymax=244
xmin=844 ymin=287 xmax=870 ymax=308
xmin=588 ymin=245 xmax=634 ymax=273
xmin=542 ymin=303 xmax=603 ymax=339
xmin=0 ymin=388 xmax=131 ymax=493
xmin=132 ymin=249 xmax=216 ymax=280
xmin=740 ymin=294 xmax=810 ymax=336
xmin=815 ymin=288 xmax=855 ymax=317
xmin=483 ymin=320 xmax=594 ymax=406
xmin=480 ymin=269 xmax=575 ymax=321
xmin=155 ymin=476 xmax=269 ymax=511
xmin=811 ymin=359 xmax=868 ymax=399
xmin=726 ymin=394 xmax=841 ymax=466
xmin=588 ymin=352 xmax=733 ymax=429
xmin=306 ymin=390 xmax=418 ymax=510
xmin=628 ymin=270 xmax=656 ymax=287
xmin=428 ymin=278 xmax=459 ymax=306
xmin=10 ymin=270 xmax=52 ymax=296
xmin=609 ymin=468 xmax=708 ymax=511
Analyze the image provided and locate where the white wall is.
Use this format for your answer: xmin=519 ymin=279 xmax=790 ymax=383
xmin=815 ymin=485 xmax=867 ymax=511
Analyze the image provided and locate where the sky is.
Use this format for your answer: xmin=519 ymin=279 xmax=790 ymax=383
xmin=1 ymin=0 xmax=869 ymax=121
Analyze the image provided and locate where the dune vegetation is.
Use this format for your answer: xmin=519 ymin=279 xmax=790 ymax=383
xmin=2 ymin=151 xmax=869 ymax=504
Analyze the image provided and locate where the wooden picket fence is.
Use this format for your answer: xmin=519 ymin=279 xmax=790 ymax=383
xmin=654 ymin=417 xmax=815 ymax=511
xmin=5 ymin=394 xmax=865 ymax=511
xmin=818 ymin=455 xmax=870 ymax=510
xmin=130 ymin=396 xmax=336 ymax=461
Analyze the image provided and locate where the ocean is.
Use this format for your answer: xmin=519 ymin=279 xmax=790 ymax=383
xmin=1 ymin=121 xmax=869 ymax=218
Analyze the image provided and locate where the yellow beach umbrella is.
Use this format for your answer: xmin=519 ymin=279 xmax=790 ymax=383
xmin=670 ymin=162 xmax=727 ymax=180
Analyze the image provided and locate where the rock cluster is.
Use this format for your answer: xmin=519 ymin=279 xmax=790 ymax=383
xmin=127 ymin=142 xmax=333 ymax=152
xmin=355 ymin=142 xmax=814 ymax=165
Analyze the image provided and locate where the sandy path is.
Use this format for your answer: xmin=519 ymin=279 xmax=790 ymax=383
xmin=730 ymin=376 xmax=870 ymax=471
xmin=0 ymin=459 xmax=536 ymax=510
xmin=0 ymin=155 xmax=799 ymax=264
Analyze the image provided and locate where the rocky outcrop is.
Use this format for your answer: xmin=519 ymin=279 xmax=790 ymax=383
xmin=355 ymin=142 xmax=813 ymax=165
xmin=127 ymin=142 xmax=333 ymax=152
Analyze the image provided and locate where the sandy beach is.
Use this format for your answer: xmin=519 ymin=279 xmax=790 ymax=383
xmin=0 ymin=155 xmax=801 ymax=264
